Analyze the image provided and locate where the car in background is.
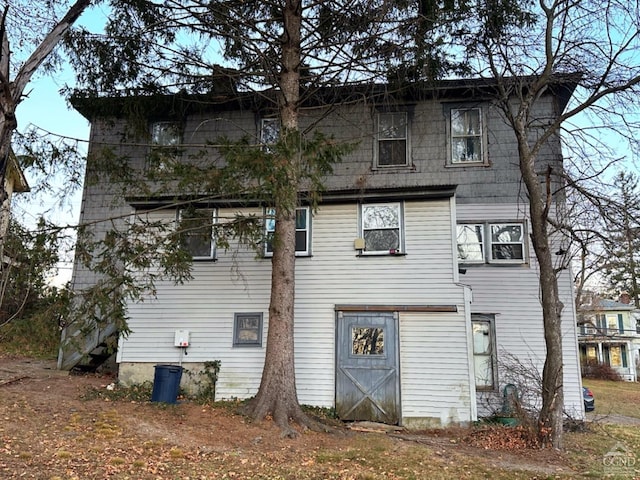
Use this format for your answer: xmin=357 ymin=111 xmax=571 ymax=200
xmin=583 ymin=386 xmax=595 ymax=412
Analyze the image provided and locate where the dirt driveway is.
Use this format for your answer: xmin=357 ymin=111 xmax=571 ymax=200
xmin=0 ymin=356 xmax=582 ymax=479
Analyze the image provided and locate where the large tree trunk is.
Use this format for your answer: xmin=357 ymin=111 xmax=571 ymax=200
xmin=516 ymin=131 xmax=565 ymax=448
xmin=241 ymin=0 xmax=321 ymax=436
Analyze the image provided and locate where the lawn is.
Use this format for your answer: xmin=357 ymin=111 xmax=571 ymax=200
xmin=562 ymin=379 xmax=640 ymax=478
xmin=582 ymin=379 xmax=640 ymax=419
xmin=2 ymin=357 xmax=640 ymax=479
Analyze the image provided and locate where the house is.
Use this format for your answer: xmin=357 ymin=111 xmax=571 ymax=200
xmin=0 ymin=151 xmax=30 ymax=261
xmin=58 ymin=77 xmax=585 ymax=427
xmin=578 ymin=294 xmax=640 ymax=381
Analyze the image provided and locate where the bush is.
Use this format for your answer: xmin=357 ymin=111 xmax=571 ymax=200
xmin=581 ymin=359 xmax=622 ymax=381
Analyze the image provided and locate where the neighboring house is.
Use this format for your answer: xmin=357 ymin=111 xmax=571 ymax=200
xmin=578 ymin=294 xmax=640 ymax=381
xmin=58 ymin=77 xmax=584 ymax=427
xmin=0 ymin=151 xmax=30 ymax=261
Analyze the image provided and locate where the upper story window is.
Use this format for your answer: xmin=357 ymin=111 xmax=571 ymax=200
xmin=450 ymin=108 xmax=486 ymax=165
xmin=361 ymin=202 xmax=404 ymax=255
xmin=149 ymin=121 xmax=181 ymax=172
xmin=152 ymin=122 xmax=181 ymax=147
xmin=376 ymin=112 xmax=409 ymax=167
xmin=177 ymin=208 xmax=216 ymax=260
xmin=456 ymin=224 xmax=485 ymax=263
xmin=490 ymin=223 xmax=525 ymax=262
xmin=457 ymin=222 xmax=526 ymax=264
xmin=264 ymin=206 xmax=311 ymax=256
xmin=260 ymin=118 xmax=280 ymax=150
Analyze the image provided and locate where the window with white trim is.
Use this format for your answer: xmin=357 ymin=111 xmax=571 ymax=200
xmin=450 ymin=108 xmax=485 ymax=164
xmin=361 ymin=203 xmax=403 ymax=254
xmin=457 ymin=222 xmax=526 ymax=264
xmin=376 ymin=112 xmax=409 ymax=167
xmin=489 ymin=223 xmax=525 ymax=262
xmin=148 ymin=121 xmax=181 ymax=172
xmin=456 ymin=224 xmax=484 ymax=263
xmin=264 ymin=206 xmax=311 ymax=256
xmin=233 ymin=313 xmax=263 ymax=347
xmin=177 ymin=208 xmax=216 ymax=260
xmin=472 ymin=314 xmax=497 ymax=390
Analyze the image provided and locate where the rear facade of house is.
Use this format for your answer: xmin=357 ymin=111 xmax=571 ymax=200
xmin=59 ymin=80 xmax=584 ymax=427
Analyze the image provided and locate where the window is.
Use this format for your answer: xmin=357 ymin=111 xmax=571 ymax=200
xmin=152 ymin=122 xmax=181 ymax=147
xmin=472 ymin=314 xmax=496 ymax=390
xmin=149 ymin=121 xmax=181 ymax=172
xmin=450 ymin=108 xmax=484 ymax=164
xmin=361 ymin=203 xmax=403 ymax=254
xmin=178 ymin=208 xmax=216 ymax=260
xmin=376 ymin=112 xmax=408 ymax=167
xmin=489 ymin=224 xmax=525 ymax=262
xmin=457 ymin=222 xmax=526 ymax=264
xmin=605 ymin=345 xmax=628 ymax=368
xmin=352 ymin=327 xmax=384 ymax=355
xmin=233 ymin=313 xmax=263 ymax=347
xmin=260 ymin=118 xmax=280 ymax=150
xmin=601 ymin=313 xmax=624 ymax=334
xmin=264 ymin=206 xmax=311 ymax=256
xmin=456 ymin=224 xmax=484 ymax=263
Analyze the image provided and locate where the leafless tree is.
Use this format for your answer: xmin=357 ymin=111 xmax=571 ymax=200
xmin=465 ymin=0 xmax=640 ymax=447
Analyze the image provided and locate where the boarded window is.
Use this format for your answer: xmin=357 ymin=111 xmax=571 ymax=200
xmin=233 ymin=313 xmax=263 ymax=347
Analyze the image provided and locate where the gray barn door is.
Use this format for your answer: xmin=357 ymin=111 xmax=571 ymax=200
xmin=336 ymin=312 xmax=400 ymax=424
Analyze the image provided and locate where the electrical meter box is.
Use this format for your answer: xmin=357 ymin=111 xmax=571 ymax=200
xmin=174 ymin=330 xmax=190 ymax=347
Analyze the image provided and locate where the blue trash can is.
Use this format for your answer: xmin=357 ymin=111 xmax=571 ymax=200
xmin=151 ymin=364 xmax=183 ymax=404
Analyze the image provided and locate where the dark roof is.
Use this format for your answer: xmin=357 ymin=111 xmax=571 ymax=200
xmin=71 ymin=74 xmax=579 ymax=121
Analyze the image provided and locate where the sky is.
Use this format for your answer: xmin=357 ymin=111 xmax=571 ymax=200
xmin=11 ymin=5 xmax=107 ymax=286
xmin=14 ymin=75 xmax=89 ymax=285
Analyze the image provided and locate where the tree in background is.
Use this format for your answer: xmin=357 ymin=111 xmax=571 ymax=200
xmin=465 ymin=0 xmax=640 ymax=447
xmin=603 ymin=171 xmax=640 ymax=307
xmin=0 ymin=216 xmax=68 ymax=356
xmin=64 ymin=0 xmax=474 ymax=434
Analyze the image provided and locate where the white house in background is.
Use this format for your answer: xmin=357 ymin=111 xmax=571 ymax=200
xmin=59 ymin=77 xmax=585 ymax=427
xmin=578 ymin=294 xmax=640 ymax=381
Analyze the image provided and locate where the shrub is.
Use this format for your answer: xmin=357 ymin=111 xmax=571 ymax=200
xmin=581 ymin=359 xmax=622 ymax=381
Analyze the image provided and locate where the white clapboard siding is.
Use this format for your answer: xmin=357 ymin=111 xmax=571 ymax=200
xmin=457 ymin=203 xmax=584 ymax=418
xmin=400 ymin=311 xmax=473 ymax=425
xmin=121 ymin=199 xmax=470 ymax=415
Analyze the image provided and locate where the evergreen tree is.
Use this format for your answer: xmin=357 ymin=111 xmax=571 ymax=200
xmin=64 ymin=0 xmax=473 ymax=434
xmin=0 ymin=0 xmax=92 ymax=255
xmin=604 ymin=171 xmax=640 ymax=307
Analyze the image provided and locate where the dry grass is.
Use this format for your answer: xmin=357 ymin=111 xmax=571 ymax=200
xmin=583 ymin=379 xmax=640 ymax=419
xmin=2 ymin=357 xmax=640 ymax=479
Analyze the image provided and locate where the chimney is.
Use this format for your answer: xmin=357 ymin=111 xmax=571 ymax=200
xmin=619 ymin=292 xmax=631 ymax=304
